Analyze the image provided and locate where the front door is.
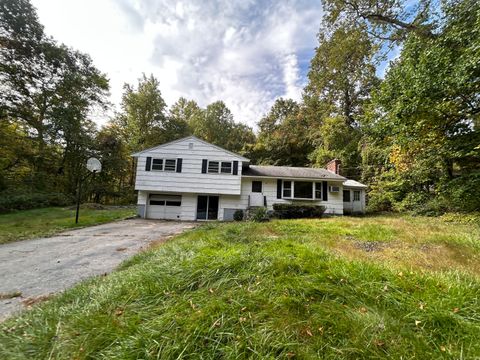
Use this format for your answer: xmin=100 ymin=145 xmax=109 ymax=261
xmin=196 ymin=195 xmax=219 ymax=220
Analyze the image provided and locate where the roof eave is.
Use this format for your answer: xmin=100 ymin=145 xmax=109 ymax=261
xmin=241 ymin=174 xmax=347 ymax=181
xmin=130 ymin=135 xmax=250 ymax=161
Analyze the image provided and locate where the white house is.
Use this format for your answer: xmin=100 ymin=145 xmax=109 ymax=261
xmin=132 ymin=136 xmax=367 ymax=221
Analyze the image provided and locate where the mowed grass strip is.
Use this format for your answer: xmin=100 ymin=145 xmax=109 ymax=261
xmin=0 ymin=206 xmax=136 ymax=244
xmin=0 ymin=217 xmax=479 ymax=359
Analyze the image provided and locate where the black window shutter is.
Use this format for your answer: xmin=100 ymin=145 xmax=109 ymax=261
xmin=323 ymin=181 xmax=328 ymax=201
xmin=176 ymin=158 xmax=183 ymax=173
xmin=201 ymin=159 xmax=207 ymax=173
xmin=145 ymin=157 xmax=152 ymax=171
xmin=277 ymin=179 xmax=282 ymax=199
xmin=232 ymin=161 xmax=238 ymax=175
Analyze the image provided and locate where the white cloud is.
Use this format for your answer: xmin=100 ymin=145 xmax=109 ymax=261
xmin=31 ymin=0 xmax=322 ymax=128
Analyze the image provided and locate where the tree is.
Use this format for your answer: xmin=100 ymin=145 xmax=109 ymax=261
xmin=189 ymin=101 xmax=255 ymax=153
xmin=167 ymin=97 xmax=199 ymax=139
xmin=303 ymin=26 xmax=378 ymax=176
xmin=322 ymin=0 xmax=440 ymax=42
xmin=0 ymin=0 xmax=108 ymax=193
xmin=305 ymin=27 xmax=378 ymax=126
xmin=362 ymin=0 xmax=480 ymax=212
xmin=254 ymin=99 xmax=313 ymax=166
xmin=114 ymin=74 xmax=168 ymax=153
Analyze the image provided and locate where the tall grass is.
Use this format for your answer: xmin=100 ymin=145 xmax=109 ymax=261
xmin=1 ymin=218 xmax=479 ymax=359
xmin=0 ymin=206 xmax=135 ymax=244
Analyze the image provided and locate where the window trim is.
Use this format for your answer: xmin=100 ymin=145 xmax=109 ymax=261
xmin=151 ymin=158 xmax=164 ymax=171
xmin=293 ymin=181 xmax=314 ymax=200
xmin=206 ymin=160 xmax=233 ymax=174
xmin=207 ymin=160 xmax=220 ymax=173
xmin=220 ymin=161 xmax=233 ymax=174
xmin=282 ymin=180 xmax=292 ymax=198
xmin=252 ymin=180 xmax=263 ymax=193
xmin=150 ymin=158 xmax=177 ymax=172
xmin=281 ymin=180 xmax=324 ymax=200
xmin=353 ymin=190 xmax=361 ymax=202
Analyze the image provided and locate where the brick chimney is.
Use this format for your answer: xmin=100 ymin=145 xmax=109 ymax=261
xmin=326 ymin=159 xmax=341 ymax=175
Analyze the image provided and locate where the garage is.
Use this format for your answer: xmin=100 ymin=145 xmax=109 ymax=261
xmin=147 ymin=194 xmax=182 ymax=220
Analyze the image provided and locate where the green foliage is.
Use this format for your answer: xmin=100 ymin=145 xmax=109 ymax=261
xmin=272 ymin=203 xmax=326 ymax=219
xmin=0 ymin=206 xmax=135 ymax=244
xmin=361 ymin=0 xmax=480 ymax=214
xmin=189 ymin=101 xmax=256 ymax=154
xmin=0 ymin=192 xmax=73 ymax=213
xmin=1 ymin=218 xmax=479 ymax=358
xmin=233 ymin=209 xmax=244 ymax=221
xmin=253 ymin=98 xmax=313 ymax=165
xmin=247 ymin=207 xmax=269 ymax=222
xmin=0 ymin=0 xmax=108 ymax=197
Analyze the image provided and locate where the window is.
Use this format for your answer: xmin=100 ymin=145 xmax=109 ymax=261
xmin=164 ymin=159 xmax=177 ymax=171
xmin=343 ymin=190 xmax=351 ymax=202
xmin=166 ymin=201 xmax=181 ymax=206
xmin=208 ymin=161 xmax=219 ymax=173
xmin=294 ymin=181 xmax=313 ymax=199
xmin=353 ymin=190 xmax=360 ymax=201
xmin=151 ymin=158 xmax=176 ymax=171
xmin=252 ymin=181 xmax=262 ymax=193
xmin=151 ymin=159 xmax=163 ymax=171
xmin=221 ymin=161 xmax=232 ymax=174
xmin=283 ymin=181 xmax=292 ymax=198
xmin=150 ymin=200 xmax=165 ymax=205
xmin=315 ymin=182 xmax=322 ymax=199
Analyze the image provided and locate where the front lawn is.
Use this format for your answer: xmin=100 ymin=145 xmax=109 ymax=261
xmin=0 ymin=215 xmax=479 ymax=359
xmin=0 ymin=206 xmax=136 ymax=244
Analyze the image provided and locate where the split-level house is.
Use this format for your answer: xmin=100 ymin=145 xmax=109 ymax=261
xmin=132 ymin=136 xmax=367 ymax=221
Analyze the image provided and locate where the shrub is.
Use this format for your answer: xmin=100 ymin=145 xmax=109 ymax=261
xmin=393 ymin=192 xmax=432 ymax=213
xmin=233 ymin=209 xmax=244 ymax=221
xmin=366 ymin=191 xmax=394 ymax=213
xmin=272 ymin=204 xmax=326 ymax=219
xmin=0 ymin=192 xmax=74 ymax=213
xmin=248 ymin=207 xmax=269 ymax=222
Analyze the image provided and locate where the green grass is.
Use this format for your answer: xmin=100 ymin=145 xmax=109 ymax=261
xmin=0 ymin=206 xmax=136 ymax=244
xmin=0 ymin=216 xmax=479 ymax=359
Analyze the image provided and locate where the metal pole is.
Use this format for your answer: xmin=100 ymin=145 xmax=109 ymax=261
xmin=75 ymin=171 xmax=95 ymax=224
xmin=75 ymin=176 xmax=82 ymax=224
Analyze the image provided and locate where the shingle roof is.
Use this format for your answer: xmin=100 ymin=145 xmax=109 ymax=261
xmin=343 ymin=179 xmax=368 ymax=188
xmin=242 ymin=165 xmax=346 ymax=180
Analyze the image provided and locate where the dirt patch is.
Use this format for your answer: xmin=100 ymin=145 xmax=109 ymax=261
xmin=22 ymin=294 xmax=53 ymax=307
xmin=354 ymin=241 xmax=385 ymax=252
xmin=0 ymin=291 xmax=22 ymax=300
xmin=331 ymin=238 xmax=480 ymax=277
xmin=343 ymin=235 xmax=386 ymax=252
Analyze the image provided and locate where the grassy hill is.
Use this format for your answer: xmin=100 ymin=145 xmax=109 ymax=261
xmin=1 ymin=215 xmax=479 ymax=359
xmin=0 ymin=206 xmax=136 ymax=244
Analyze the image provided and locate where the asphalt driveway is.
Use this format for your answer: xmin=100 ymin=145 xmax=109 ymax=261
xmin=0 ymin=219 xmax=195 ymax=321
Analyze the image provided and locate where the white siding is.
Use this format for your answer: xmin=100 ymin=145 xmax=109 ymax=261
xmin=135 ymin=137 xmax=244 ymax=195
xmin=343 ymin=188 xmax=366 ymax=214
xmin=220 ymin=178 xmax=344 ymax=215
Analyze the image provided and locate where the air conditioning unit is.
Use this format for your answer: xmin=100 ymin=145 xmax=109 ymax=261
xmin=329 ymin=185 xmax=340 ymax=193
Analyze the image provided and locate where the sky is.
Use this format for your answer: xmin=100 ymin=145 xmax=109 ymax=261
xmin=31 ymin=0 xmax=324 ymax=128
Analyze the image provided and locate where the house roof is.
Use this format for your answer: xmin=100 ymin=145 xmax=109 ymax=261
xmin=131 ymin=135 xmax=250 ymax=161
xmin=343 ymin=179 xmax=368 ymax=188
xmin=242 ymin=165 xmax=346 ymax=181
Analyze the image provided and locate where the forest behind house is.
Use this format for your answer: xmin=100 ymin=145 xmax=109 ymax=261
xmin=1 ymin=0 xmax=479 ymax=215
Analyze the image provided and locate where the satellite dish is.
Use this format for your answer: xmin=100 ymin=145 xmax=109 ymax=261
xmin=86 ymin=157 xmax=102 ymax=173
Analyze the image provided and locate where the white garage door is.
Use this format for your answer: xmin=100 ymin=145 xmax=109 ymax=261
xmin=147 ymin=194 xmax=182 ymax=220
